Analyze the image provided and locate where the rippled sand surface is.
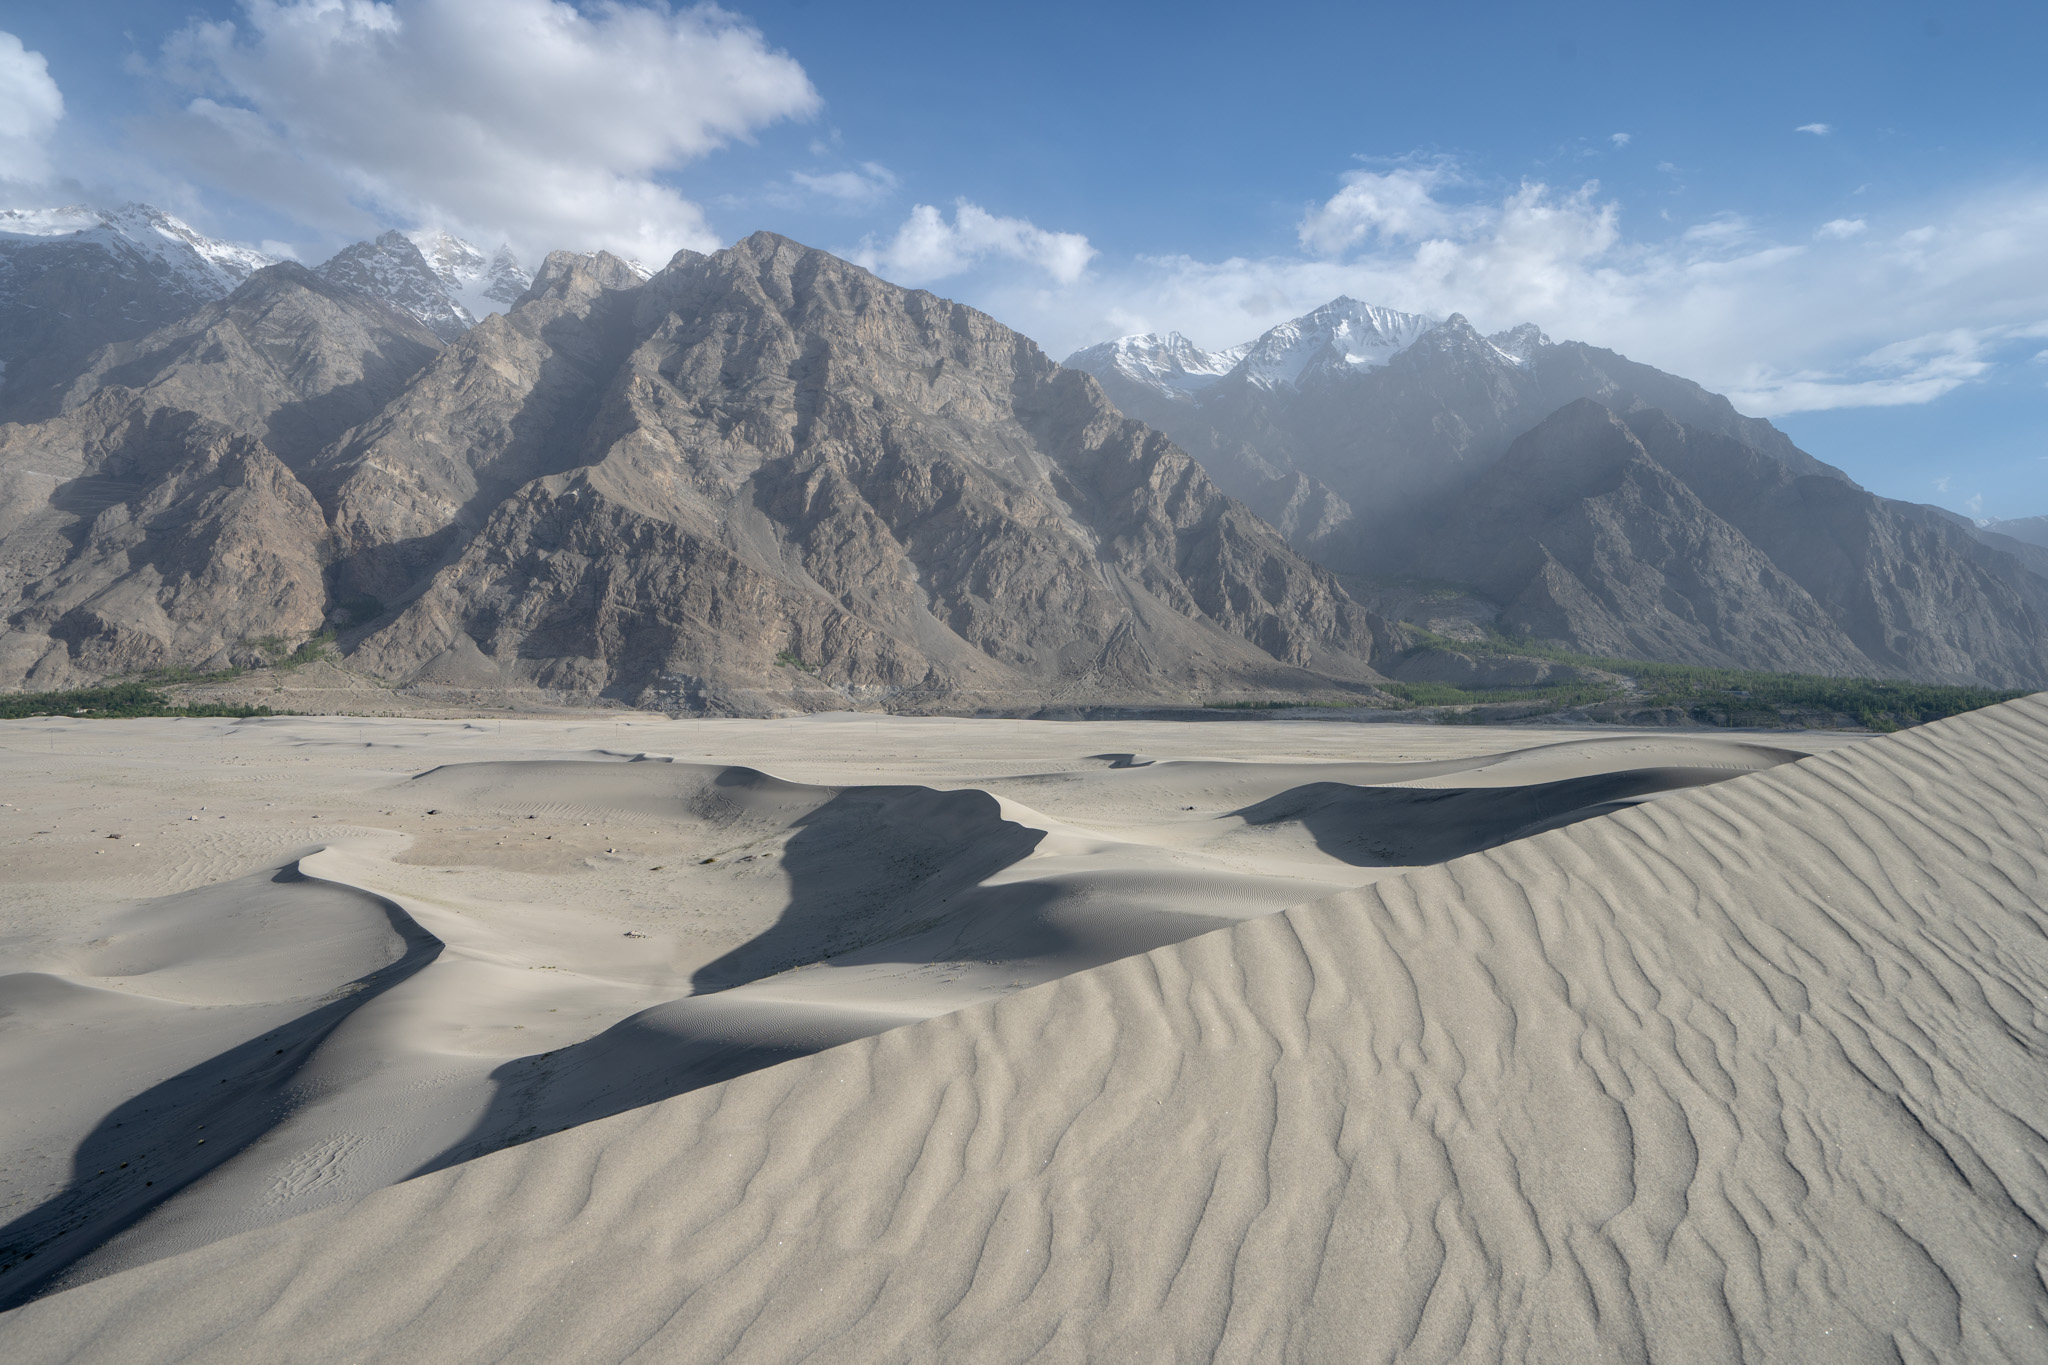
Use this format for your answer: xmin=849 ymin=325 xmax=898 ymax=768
xmin=13 ymin=706 xmax=2040 ymax=1361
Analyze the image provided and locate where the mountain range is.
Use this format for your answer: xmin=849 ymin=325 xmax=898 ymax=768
xmin=1067 ymin=303 xmax=2048 ymax=688
xmin=0 ymin=208 xmax=530 ymax=421
xmin=0 ymin=224 xmax=1393 ymax=709
xmin=0 ymin=202 xmax=2041 ymax=708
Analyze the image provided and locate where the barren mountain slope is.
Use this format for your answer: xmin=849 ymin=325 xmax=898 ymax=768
xmin=1621 ymin=409 xmax=2048 ymax=686
xmin=1069 ymin=310 xmax=1852 ymax=571
xmin=347 ymin=233 xmax=1394 ymax=710
xmin=0 ymin=206 xmax=275 ymax=425
xmin=0 ymin=266 xmax=443 ymax=687
xmin=1417 ymin=400 xmax=1871 ymax=673
xmin=1405 ymin=401 xmax=2048 ymax=685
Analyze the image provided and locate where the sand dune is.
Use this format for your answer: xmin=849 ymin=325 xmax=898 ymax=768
xmin=4 ymin=709 xmax=1981 ymax=1359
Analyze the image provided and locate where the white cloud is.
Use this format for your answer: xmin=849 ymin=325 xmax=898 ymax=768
xmin=1797 ymin=123 xmax=1833 ymax=135
xmin=0 ymin=32 xmax=63 ymax=183
xmin=1816 ymin=217 xmax=1866 ymax=239
xmin=854 ymin=200 xmax=1094 ymax=286
xmin=790 ymin=161 xmax=897 ymax=206
xmin=1297 ymin=162 xmax=1477 ymax=254
xmin=147 ymin=0 xmax=818 ymax=263
xmin=1726 ymin=329 xmax=2000 ymax=413
xmin=1611 ymin=133 xmax=1631 ymax=147
xmin=936 ymin=167 xmax=2048 ymax=419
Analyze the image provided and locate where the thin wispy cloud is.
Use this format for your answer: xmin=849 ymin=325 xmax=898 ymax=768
xmin=1797 ymin=123 xmax=1833 ymax=135
xmin=1610 ymin=133 xmax=1631 ymax=147
xmin=140 ymin=0 xmax=819 ymax=264
xmin=790 ymin=162 xmax=898 ymax=207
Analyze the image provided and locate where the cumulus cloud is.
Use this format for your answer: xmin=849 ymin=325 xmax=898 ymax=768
xmin=146 ymin=0 xmax=818 ymax=263
xmin=0 ymin=32 xmax=63 ymax=183
xmin=1797 ymin=123 xmax=1832 ymax=135
xmin=1297 ymin=162 xmax=1477 ymax=254
xmin=946 ymin=166 xmax=2048 ymax=419
xmin=1816 ymin=217 xmax=1867 ymax=239
xmin=1610 ymin=133 xmax=1631 ymax=147
xmin=854 ymin=200 xmax=1094 ymax=286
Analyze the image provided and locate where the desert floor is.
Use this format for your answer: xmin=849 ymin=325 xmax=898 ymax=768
xmin=1 ymin=705 xmax=2042 ymax=1362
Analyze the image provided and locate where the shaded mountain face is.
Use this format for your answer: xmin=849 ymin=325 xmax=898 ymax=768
xmin=1416 ymin=400 xmax=2048 ymax=686
xmin=0 ymin=266 xmax=445 ymax=687
xmin=0 ymin=205 xmax=275 ymax=424
xmin=1067 ymin=305 xmax=1849 ymax=572
xmin=0 ymin=234 xmax=1393 ymax=708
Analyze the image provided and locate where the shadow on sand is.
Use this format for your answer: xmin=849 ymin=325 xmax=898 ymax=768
xmin=414 ymin=766 xmax=1751 ymax=1173
xmin=417 ymin=783 xmax=1045 ymax=1174
xmin=0 ymin=865 xmax=440 ymax=1312
xmin=1228 ymin=767 xmax=1742 ymax=867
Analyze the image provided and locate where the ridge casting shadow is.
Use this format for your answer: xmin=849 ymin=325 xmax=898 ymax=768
xmin=0 ymin=864 xmax=441 ymax=1311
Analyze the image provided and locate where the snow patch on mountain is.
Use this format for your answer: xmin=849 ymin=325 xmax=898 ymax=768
xmin=316 ymin=231 xmax=475 ymax=342
xmin=407 ymin=229 xmax=533 ymax=318
xmin=1486 ymin=322 xmax=1551 ymax=365
xmin=1235 ymin=299 xmax=1439 ymax=389
xmin=1062 ymin=331 xmax=1247 ymax=402
xmin=1067 ymin=298 xmax=1562 ymax=402
xmin=0 ymin=203 xmax=275 ymax=300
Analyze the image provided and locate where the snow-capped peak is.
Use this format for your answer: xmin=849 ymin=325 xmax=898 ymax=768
xmin=1234 ymin=298 xmax=1439 ymax=390
xmin=0 ymin=202 xmax=276 ymax=299
xmin=100 ymin=204 xmax=275 ymax=286
xmin=316 ymin=230 xmax=475 ymax=342
xmin=1062 ymin=330 xmax=1247 ymax=401
xmin=1485 ymin=321 xmax=1550 ymax=366
xmin=406 ymin=229 xmax=533 ymax=317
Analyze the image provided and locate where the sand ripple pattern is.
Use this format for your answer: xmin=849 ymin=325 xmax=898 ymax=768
xmin=4 ymin=698 xmax=2047 ymax=1363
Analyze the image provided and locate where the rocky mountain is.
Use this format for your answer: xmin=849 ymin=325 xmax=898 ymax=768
xmin=0 ymin=204 xmax=275 ymax=423
xmin=1061 ymin=331 xmax=1245 ymax=412
xmin=0 ymin=263 xmax=446 ymax=686
xmin=1067 ymin=303 xmax=1848 ymax=571
xmin=1066 ymin=298 xmax=2048 ymax=687
xmin=314 ymin=230 xmax=477 ymax=342
xmin=1981 ymin=515 xmax=2048 ymax=551
xmin=1413 ymin=400 xmax=2048 ymax=685
xmin=408 ymin=230 xmax=533 ymax=319
xmin=0 ymin=235 xmax=1396 ymax=709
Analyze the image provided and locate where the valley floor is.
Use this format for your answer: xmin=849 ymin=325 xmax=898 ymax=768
xmin=0 ymin=708 xmax=2042 ymax=1361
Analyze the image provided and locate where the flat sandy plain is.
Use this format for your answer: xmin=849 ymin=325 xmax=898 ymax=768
xmin=0 ymin=703 xmax=2042 ymax=1362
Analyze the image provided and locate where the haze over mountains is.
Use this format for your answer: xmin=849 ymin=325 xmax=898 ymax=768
xmin=1068 ymin=302 xmax=2048 ymax=687
xmin=0 ymin=201 xmax=2042 ymax=706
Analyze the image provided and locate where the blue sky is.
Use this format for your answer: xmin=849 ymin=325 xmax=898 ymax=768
xmin=1 ymin=0 xmax=2042 ymax=517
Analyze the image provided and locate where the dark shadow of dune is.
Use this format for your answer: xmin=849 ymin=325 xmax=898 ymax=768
xmin=0 ymin=865 xmax=440 ymax=1311
xmin=411 ymin=764 xmax=1763 ymax=1178
xmin=690 ymin=783 xmax=1044 ymax=993
xmin=415 ymin=783 xmax=1046 ymax=1174
xmin=1230 ymin=766 xmax=1749 ymax=867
